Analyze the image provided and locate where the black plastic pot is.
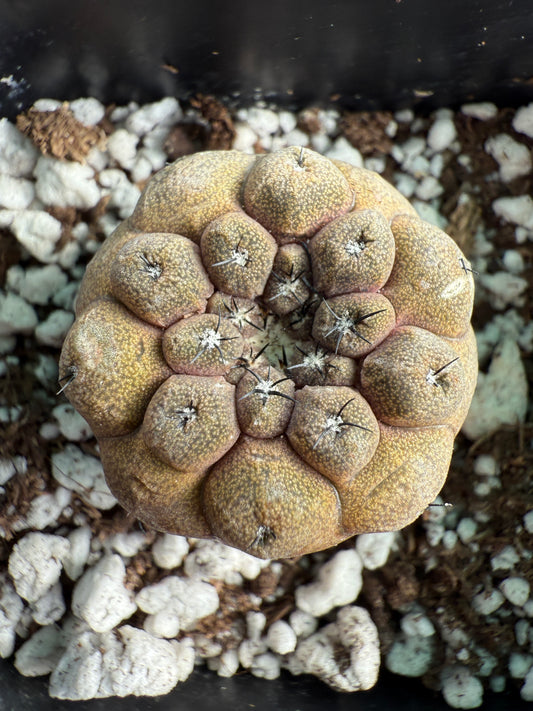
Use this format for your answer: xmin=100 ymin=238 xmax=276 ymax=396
xmin=1 ymin=0 xmax=533 ymax=118
xmin=1 ymin=1 xmax=532 ymax=709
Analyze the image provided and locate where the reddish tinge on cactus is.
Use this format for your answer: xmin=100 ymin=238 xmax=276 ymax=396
xmin=59 ymin=146 xmax=477 ymax=560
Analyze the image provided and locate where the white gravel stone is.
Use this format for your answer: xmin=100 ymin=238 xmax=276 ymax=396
xmin=441 ymin=665 xmax=484 ymax=709
xmin=34 ymin=156 xmax=101 ymax=209
xmin=386 ymin=635 xmax=434 ymax=676
xmin=427 ymin=117 xmax=457 ymax=153
xmin=278 ymin=110 xmax=297 ymax=134
xmin=238 ymin=638 xmax=268 ymax=668
xmin=70 ymin=97 xmax=105 ymax=127
xmin=0 ymin=290 xmax=38 ymax=336
xmin=266 ymin=620 xmax=297 ymax=655
xmin=151 ymin=533 xmax=189 ymax=569
xmin=31 ymin=582 xmax=66 ymax=625
xmin=491 ymin=545 xmax=520 ymax=571
xmin=33 ymin=98 xmax=62 ymax=112
xmin=8 ymin=533 xmax=70 ymax=603
xmin=522 ymin=665 xmax=533 ymax=701
xmin=480 ymin=271 xmax=528 ymax=310
xmin=484 ymin=133 xmax=532 ymax=183
xmin=246 ymin=610 xmax=266 ymax=642
xmin=499 ymin=578 xmax=530 ymax=607
xmin=251 ymin=652 xmax=281 ymax=680
xmin=502 ymin=249 xmax=525 ymax=274
xmin=356 ymin=531 xmax=396 ymax=570
xmin=0 ymin=457 xmax=16 ymax=485
xmin=232 ymin=123 xmax=257 ymax=152
xmin=457 ymin=518 xmax=477 ymax=544
xmin=295 ymin=549 xmax=363 ymax=617
xmin=512 ymin=103 xmax=533 ymax=139
xmin=286 ymin=606 xmax=379 ymax=692
xmin=125 ymin=97 xmax=181 ymax=136
xmin=462 ymin=338 xmax=529 ymax=440
xmin=473 ymin=454 xmax=499 ymax=477
xmin=10 ymin=209 xmax=63 ymax=262
xmin=14 ymin=624 xmax=65 ymax=676
xmin=183 ymin=539 xmax=269 ymax=585
xmin=415 ymin=175 xmax=444 ymax=200
xmin=52 ymin=404 xmax=93 ymax=441
xmin=0 ymin=174 xmax=35 ymax=209
xmin=49 ymin=624 xmax=184 ymax=699
xmin=492 ymin=194 xmax=533 ymax=230
xmin=509 ymin=652 xmax=533 ymax=679
xmin=35 ymin=309 xmax=75 ymax=347
xmin=136 ymin=575 xmax=219 ymax=637
xmin=7 ymin=263 xmax=68 ymax=305
xmin=106 ymin=129 xmax=139 ymax=171
xmin=0 ymin=117 xmax=38 ymax=177
xmin=0 ymin=573 xmax=24 ymax=657
xmin=461 ymin=102 xmax=498 ymax=120
xmin=394 ymin=172 xmax=417 ymax=198
xmin=523 ymin=511 xmax=533 ymax=534
xmin=51 ymin=444 xmax=116 ymax=510
xmin=209 ymin=648 xmax=239 ymax=677
xmin=72 ymin=555 xmax=137 ymax=633
xmin=64 ymin=527 xmax=92 ymax=580
xmin=401 ymin=610 xmax=435 ymax=638
xmin=325 ymin=136 xmax=363 ymax=166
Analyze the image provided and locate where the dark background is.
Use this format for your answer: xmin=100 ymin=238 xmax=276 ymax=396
xmin=1 ymin=0 xmax=532 ymax=708
xmin=1 ymin=0 xmax=533 ymax=119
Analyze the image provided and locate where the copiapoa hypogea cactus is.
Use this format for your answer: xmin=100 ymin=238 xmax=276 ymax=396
xmin=59 ymin=146 xmax=477 ymax=559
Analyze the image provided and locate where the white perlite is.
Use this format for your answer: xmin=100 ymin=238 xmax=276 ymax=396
xmin=0 ymin=117 xmax=38 ymax=177
xmin=15 ymin=623 xmax=65 ymax=677
xmin=51 ymin=443 xmax=116 ymax=510
xmin=0 ymin=573 xmax=24 ymax=657
xmin=0 ymin=290 xmax=38 ymax=335
xmin=355 ymin=531 xmax=396 ymax=570
xmin=49 ymin=625 xmax=188 ymax=699
xmin=34 ymin=156 xmax=101 ymax=209
xmin=484 ymin=133 xmax=532 ymax=183
xmin=72 ymin=555 xmax=137 ymax=633
xmin=52 ymin=404 xmax=93 ymax=442
xmin=9 ymin=210 xmax=63 ymax=262
xmin=8 ymin=533 xmax=70 ymax=604
xmin=266 ymin=620 xmax=297 ymax=655
xmin=183 ymin=539 xmax=269 ymax=585
xmin=512 ymin=103 xmax=533 ymax=139
xmin=151 ymin=533 xmax=189 ymax=569
xmin=286 ymin=606 xmax=379 ymax=692
xmin=295 ymin=549 xmax=363 ymax=617
xmin=462 ymin=338 xmax=528 ymax=440
xmin=136 ymin=575 xmax=219 ymax=638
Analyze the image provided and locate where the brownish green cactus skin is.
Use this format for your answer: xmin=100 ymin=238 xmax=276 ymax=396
xmin=59 ymin=147 xmax=477 ymax=560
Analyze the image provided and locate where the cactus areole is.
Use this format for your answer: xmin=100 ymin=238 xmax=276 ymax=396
xmin=59 ymin=147 xmax=477 ymax=559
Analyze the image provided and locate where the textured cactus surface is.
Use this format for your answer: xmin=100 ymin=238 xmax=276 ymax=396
xmin=59 ymin=147 xmax=477 ymax=559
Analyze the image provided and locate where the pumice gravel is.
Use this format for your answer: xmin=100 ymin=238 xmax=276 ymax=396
xmin=0 ymin=96 xmax=531 ymax=706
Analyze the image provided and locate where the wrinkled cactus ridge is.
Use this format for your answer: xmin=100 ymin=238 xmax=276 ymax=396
xmin=59 ymin=146 xmax=477 ymax=559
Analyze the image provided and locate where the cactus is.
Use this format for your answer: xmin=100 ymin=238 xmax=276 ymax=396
xmin=59 ymin=146 xmax=477 ymax=560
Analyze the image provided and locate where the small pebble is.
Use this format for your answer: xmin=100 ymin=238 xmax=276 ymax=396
xmin=441 ymin=665 xmax=484 ymax=709
xmin=499 ymin=578 xmax=530 ymax=608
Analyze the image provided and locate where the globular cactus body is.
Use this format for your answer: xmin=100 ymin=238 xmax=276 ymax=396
xmin=59 ymin=147 xmax=477 ymax=560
